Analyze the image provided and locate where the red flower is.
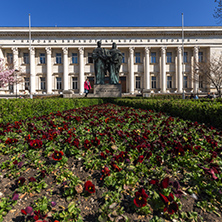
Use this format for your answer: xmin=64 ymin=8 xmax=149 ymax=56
xmin=150 ymin=177 xmax=169 ymax=189
xmin=16 ymin=177 xmax=26 ymax=186
xmin=84 ymin=180 xmax=95 ymax=194
xmin=52 ymin=150 xmax=64 ymax=161
xmin=150 ymin=179 xmax=159 ymax=185
xmin=159 ymin=192 xmax=178 ymax=214
xmin=21 ymin=206 xmax=33 ymax=215
xmin=29 ymin=139 xmax=42 ymax=149
xmin=100 ymin=152 xmax=107 ymax=159
xmin=5 ymin=137 xmax=18 ymax=144
xmin=111 ymin=162 xmax=122 ymax=172
xmin=100 ymin=166 xmax=111 ymax=180
xmin=84 ymin=139 xmax=91 ymax=149
xmin=91 ymin=137 xmax=100 ymax=147
xmin=72 ymin=138 xmax=79 ymax=148
xmin=40 ymin=170 xmax=48 ymax=178
xmin=29 ymin=177 xmax=36 ymax=182
xmin=115 ymin=151 xmax=128 ymax=163
xmin=34 ymin=209 xmax=47 ymax=220
xmin=134 ymin=188 xmax=149 ymax=208
xmin=13 ymin=160 xmax=18 ymax=165
xmin=156 ymin=155 xmax=162 ymax=164
xmin=137 ymin=155 xmax=144 ymax=163
xmin=161 ymin=177 xmax=169 ymax=189
xmin=144 ymin=151 xmax=152 ymax=159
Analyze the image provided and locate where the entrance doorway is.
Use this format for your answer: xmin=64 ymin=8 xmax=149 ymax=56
xmin=120 ymin=76 xmax=126 ymax=93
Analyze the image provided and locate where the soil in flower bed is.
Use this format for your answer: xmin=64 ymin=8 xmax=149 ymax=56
xmin=0 ymin=103 xmax=222 ymax=222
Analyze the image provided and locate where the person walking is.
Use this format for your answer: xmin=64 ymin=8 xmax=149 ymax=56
xmin=84 ymin=78 xmax=91 ymax=97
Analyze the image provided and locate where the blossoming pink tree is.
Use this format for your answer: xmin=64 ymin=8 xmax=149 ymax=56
xmin=0 ymin=58 xmax=16 ymax=88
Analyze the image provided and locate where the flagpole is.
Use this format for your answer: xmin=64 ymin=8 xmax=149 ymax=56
xmin=182 ymin=13 xmax=185 ymax=99
xmin=29 ymin=14 xmax=33 ymax=98
xmin=29 ymin=14 xmax=31 ymax=50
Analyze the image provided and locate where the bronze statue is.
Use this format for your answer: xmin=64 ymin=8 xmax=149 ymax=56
xmin=92 ymin=41 xmax=122 ymax=85
xmin=107 ymin=43 xmax=123 ymax=84
xmin=92 ymin=41 xmax=107 ymax=84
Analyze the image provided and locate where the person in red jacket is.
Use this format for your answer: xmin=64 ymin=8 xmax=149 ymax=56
xmin=84 ymin=78 xmax=91 ymax=97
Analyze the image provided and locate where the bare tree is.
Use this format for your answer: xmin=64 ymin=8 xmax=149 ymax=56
xmin=194 ymin=54 xmax=222 ymax=96
xmin=214 ymin=0 xmax=222 ymax=23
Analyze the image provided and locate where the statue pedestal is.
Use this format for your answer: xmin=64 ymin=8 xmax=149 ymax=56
xmin=94 ymin=84 xmax=122 ymax=97
xmin=63 ymin=90 xmax=74 ymax=98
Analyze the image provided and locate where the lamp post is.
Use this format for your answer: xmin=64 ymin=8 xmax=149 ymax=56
xmin=195 ymin=68 xmax=199 ymax=97
xmin=15 ymin=69 xmax=19 ymax=99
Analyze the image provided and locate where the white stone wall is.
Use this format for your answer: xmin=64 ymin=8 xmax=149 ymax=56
xmin=0 ymin=26 xmax=222 ymax=95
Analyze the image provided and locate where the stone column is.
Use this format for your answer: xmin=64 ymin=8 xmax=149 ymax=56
xmin=177 ymin=47 xmax=183 ymax=93
xmin=144 ymin=47 xmax=150 ymax=90
xmin=0 ymin=47 xmax=3 ymax=59
xmin=62 ymin=47 xmax=68 ymax=91
xmin=46 ymin=47 xmax=52 ymax=94
xmin=78 ymin=47 xmax=84 ymax=95
xmin=129 ymin=47 xmax=134 ymax=94
xmin=12 ymin=48 xmax=19 ymax=94
xmin=174 ymin=48 xmax=178 ymax=90
xmin=193 ymin=46 xmax=199 ymax=93
xmin=29 ymin=47 xmax=36 ymax=94
xmin=161 ymin=47 xmax=166 ymax=93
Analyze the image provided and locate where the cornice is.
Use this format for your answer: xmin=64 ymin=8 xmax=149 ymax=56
xmin=1 ymin=26 xmax=222 ymax=38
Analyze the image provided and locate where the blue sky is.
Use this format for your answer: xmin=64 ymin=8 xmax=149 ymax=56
xmin=0 ymin=0 xmax=219 ymax=27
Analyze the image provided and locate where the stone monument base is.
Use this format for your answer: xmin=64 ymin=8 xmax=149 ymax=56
xmin=94 ymin=84 xmax=122 ymax=97
xmin=63 ymin=90 xmax=74 ymax=98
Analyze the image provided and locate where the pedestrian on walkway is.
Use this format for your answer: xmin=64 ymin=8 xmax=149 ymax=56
xmin=84 ymin=78 xmax=91 ymax=97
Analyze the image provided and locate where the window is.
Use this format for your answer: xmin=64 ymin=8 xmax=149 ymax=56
xmin=167 ymin=76 xmax=172 ymax=88
xmin=151 ymin=76 xmax=156 ymax=89
xmin=183 ymin=76 xmax=188 ymax=88
xmin=72 ymin=77 xmax=78 ymax=89
xmin=56 ymin=53 xmax=62 ymax=64
xmin=40 ymin=77 xmax=46 ymax=90
xmin=24 ymin=77 xmax=30 ymax=90
xmin=9 ymin=84 xmax=13 ymax=91
xmin=199 ymin=52 xmax=203 ymax=62
xmin=72 ymin=53 xmax=78 ymax=64
xmin=151 ymin=52 xmax=156 ymax=63
xmin=199 ymin=76 xmax=203 ymax=88
xmin=135 ymin=52 xmax=141 ymax=63
xmin=23 ymin=53 xmax=29 ymax=64
xmin=184 ymin=52 xmax=188 ymax=63
xmin=136 ymin=76 xmax=141 ymax=89
xmin=40 ymin=53 xmax=45 ymax=64
xmin=167 ymin=52 xmax=172 ymax=63
xmin=7 ymin=53 xmax=13 ymax=64
xmin=88 ymin=53 xmax=93 ymax=63
xmin=56 ymin=77 xmax=62 ymax=89
xmin=122 ymin=53 xmax=125 ymax=63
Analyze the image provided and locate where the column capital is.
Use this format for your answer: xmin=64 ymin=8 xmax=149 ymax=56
xmin=160 ymin=47 xmax=166 ymax=54
xmin=193 ymin=46 xmax=199 ymax=54
xmin=78 ymin=47 xmax=84 ymax=55
xmin=177 ymin=46 xmax=182 ymax=54
xmin=144 ymin=47 xmax=150 ymax=54
xmin=29 ymin=47 xmax=35 ymax=55
xmin=12 ymin=47 xmax=18 ymax=55
xmin=45 ymin=47 xmax=52 ymax=55
xmin=62 ymin=47 xmax=68 ymax=55
xmin=129 ymin=47 xmax=134 ymax=54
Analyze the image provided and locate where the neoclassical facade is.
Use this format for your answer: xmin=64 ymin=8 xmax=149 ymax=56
xmin=0 ymin=26 xmax=221 ymax=95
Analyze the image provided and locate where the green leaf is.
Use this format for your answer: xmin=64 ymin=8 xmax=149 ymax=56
xmin=68 ymin=201 xmax=76 ymax=214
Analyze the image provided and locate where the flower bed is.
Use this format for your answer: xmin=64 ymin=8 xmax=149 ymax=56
xmin=0 ymin=103 xmax=222 ymax=221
